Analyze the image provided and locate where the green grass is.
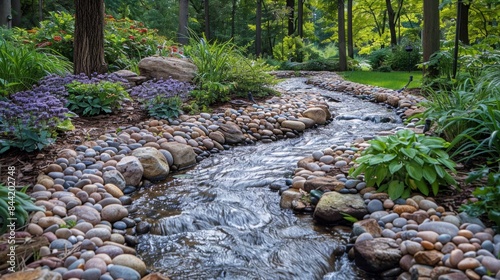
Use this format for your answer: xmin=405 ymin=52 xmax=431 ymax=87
xmin=339 ymin=71 xmax=422 ymax=90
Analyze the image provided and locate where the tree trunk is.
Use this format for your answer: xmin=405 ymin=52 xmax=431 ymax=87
xmin=423 ymin=0 xmax=440 ymax=77
xmin=458 ymin=0 xmax=470 ymax=45
xmin=256 ymin=0 xmax=262 ymax=57
xmin=297 ymin=0 xmax=303 ymax=38
xmin=11 ymin=0 xmax=21 ymax=27
xmin=74 ymin=0 xmax=107 ymax=76
xmin=386 ymin=0 xmax=398 ymax=47
xmin=178 ymin=0 xmax=189 ymax=45
xmin=338 ymin=0 xmax=347 ymax=71
xmin=204 ymin=0 xmax=210 ymax=40
xmin=347 ymin=0 xmax=353 ymax=58
xmin=231 ymin=0 xmax=236 ymax=39
xmin=286 ymin=0 xmax=294 ymax=36
xmin=0 ymin=0 xmax=12 ymax=28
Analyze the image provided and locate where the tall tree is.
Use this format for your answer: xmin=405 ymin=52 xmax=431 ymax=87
xmin=286 ymin=0 xmax=294 ymax=35
xmin=73 ymin=0 xmax=107 ymax=75
xmin=338 ymin=0 xmax=347 ymax=71
xmin=347 ymin=0 xmax=353 ymax=58
xmin=178 ymin=0 xmax=189 ymax=45
xmin=204 ymin=0 xmax=210 ymax=39
xmin=12 ymin=0 xmax=21 ymax=27
xmin=385 ymin=0 xmax=398 ymax=46
xmin=256 ymin=0 xmax=262 ymax=56
xmin=0 ymin=0 xmax=12 ymax=27
xmin=423 ymin=0 xmax=439 ymax=76
xmin=231 ymin=0 xmax=236 ymax=38
xmin=297 ymin=0 xmax=303 ymax=37
xmin=458 ymin=0 xmax=471 ymax=45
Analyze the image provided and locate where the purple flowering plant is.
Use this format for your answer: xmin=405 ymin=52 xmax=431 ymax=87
xmin=129 ymin=78 xmax=193 ymax=119
xmin=0 ymin=89 xmax=71 ymax=153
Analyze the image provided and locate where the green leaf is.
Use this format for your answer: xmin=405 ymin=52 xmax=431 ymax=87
xmin=431 ymin=181 xmax=439 ymax=196
xmin=401 ymin=147 xmax=417 ymax=159
xmin=423 ymin=165 xmax=437 ymax=184
xmin=369 ymin=140 xmax=387 ymax=152
xmin=369 ymin=154 xmax=388 ymax=165
xmin=415 ymin=180 xmax=429 ymax=196
xmin=435 ymin=165 xmax=446 ymax=178
xmin=406 ymin=161 xmax=423 ymax=181
xmin=389 ymin=161 xmax=403 ymax=174
xmin=388 ymin=180 xmax=404 ymax=200
xmin=374 ymin=166 xmax=388 ymax=186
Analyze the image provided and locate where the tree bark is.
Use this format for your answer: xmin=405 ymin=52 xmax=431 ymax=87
xmin=338 ymin=0 xmax=347 ymax=71
xmin=0 ymin=0 xmax=12 ymax=28
xmin=256 ymin=0 xmax=262 ymax=57
xmin=178 ymin=0 xmax=189 ymax=45
xmin=458 ymin=0 xmax=470 ymax=45
xmin=386 ymin=0 xmax=398 ymax=47
xmin=73 ymin=0 xmax=107 ymax=76
xmin=204 ymin=0 xmax=210 ymax=40
xmin=12 ymin=0 xmax=21 ymax=27
xmin=231 ymin=0 xmax=236 ymax=39
xmin=286 ymin=0 xmax=294 ymax=36
xmin=297 ymin=0 xmax=303 ymax=38
xmin=423 ymin=0 xmax=440 ymax=77
xmin=347 ymin=0 xmax=353 ymax=58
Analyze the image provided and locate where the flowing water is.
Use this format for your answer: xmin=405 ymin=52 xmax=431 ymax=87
xmin=132 ymin=78 xmax=401 ymax=280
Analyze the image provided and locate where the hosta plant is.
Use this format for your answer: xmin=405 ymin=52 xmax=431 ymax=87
xmin=349 ymin=129 xmax=457 ymax=200
xmin=66 ymin=80 xmax=130 ymax=116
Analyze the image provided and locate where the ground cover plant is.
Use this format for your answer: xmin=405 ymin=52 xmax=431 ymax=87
xmin=349 ymin=129 xmax=457 ymax=200
xmin=129 ymin=78 xmax=193 ymax=119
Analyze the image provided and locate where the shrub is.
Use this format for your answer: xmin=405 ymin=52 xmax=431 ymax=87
xmin=368 ymin=47 xmax=392 ymax=70
xmin=460 ymin=169 xmax=500 ymax=231
xmin=186 ymin=33 xmax=276 ymax=107
xmin=0 ymin=39 xmax=72 ymax=95
xmin=349 ymin=129 xmax=457 ymax=200
xmin=66 ymin=80 xmax=130 ymax=116
xmin=0 ymin=184 xmax=44 ymax=234
xmin=129 ymin=79 xmax=193 ymax=119
xmin=387 ymin=45 xmax=421 ymax=71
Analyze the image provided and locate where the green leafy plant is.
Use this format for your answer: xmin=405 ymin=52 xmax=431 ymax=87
xmin=0 ymin=184 xmax=44 ymax=234
xmin=146 ymin=96 xmax=182 ymax=119
xmin=66 ymin=81 xmax=130 ymax=116
xmin=349 ymin=129 xmax=457 ymax=200
xmin=460 ymin=169 xmax=500 ymax=231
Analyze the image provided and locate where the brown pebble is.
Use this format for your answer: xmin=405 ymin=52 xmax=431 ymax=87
xmin=457 ymin=243 xmax=477 ymax=253
xmin=421 ymin=240 xmax=434 ymax=250
xmin=465 ymin=269 xmax=481 ymax=280
xmin=393 ymin=205 xmax=418 ymax=215
xmin=457 ymin=258 xmax=481 ymax=270
xmin=449 ymin=249 xmax=464 ymax=268
xmin=405 ymin=198 xmax=419 ymax=209
xmin=458 ymin=230 xmax=473 ymax=239
xmin=434 ymin=242 xmax=443 ymax=251
xmin=436 ymin=206 xmax=445 ymax=213
xmin=452 ymin=236 xmax=470 ymax=245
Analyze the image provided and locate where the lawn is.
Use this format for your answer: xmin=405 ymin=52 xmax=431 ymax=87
xmin=339 ymin=71 xmax=422 ymax=90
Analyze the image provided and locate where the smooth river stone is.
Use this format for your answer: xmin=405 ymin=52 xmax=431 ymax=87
xmin=418 ymin=222 xmax=459 ymax=236
xmin=112 ymin=254 xmax=147 ymax=276
xmin=108 ymin=264 xmax=141 ymax=280
xmin=457 ymin=258 xmax=481 ymax=270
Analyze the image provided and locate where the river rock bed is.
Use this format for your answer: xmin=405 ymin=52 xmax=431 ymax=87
xmin=1 ymin=74 xmax=342 ymax=279
xmin=2 ymin=71 xmax=466 ymax=280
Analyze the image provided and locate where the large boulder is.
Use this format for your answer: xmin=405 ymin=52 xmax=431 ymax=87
xmin=302 ymin=107 xmax=327 ymax=125
xmin=102 ymin=170 xmax=127 ymax=190
xmin=116 ymin=156 xmax=144 ymax=187
xmin=354 ymin=237 xmax=402 ymax=273
xmin=159 ymin=142 xmax=197 ymax=170
xmin=138 ymin=56 xmax=197 ymax=82
xmin=313 ymin=192 xmax=367 ymax=223
xmin=217 ymin=122 xmax=246 ymax=144
xmin=131 ymin=147 xmax=170 ymax=182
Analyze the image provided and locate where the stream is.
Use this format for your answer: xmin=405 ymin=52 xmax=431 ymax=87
xmin=132 ymin=77 xmax=402 ymax=280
